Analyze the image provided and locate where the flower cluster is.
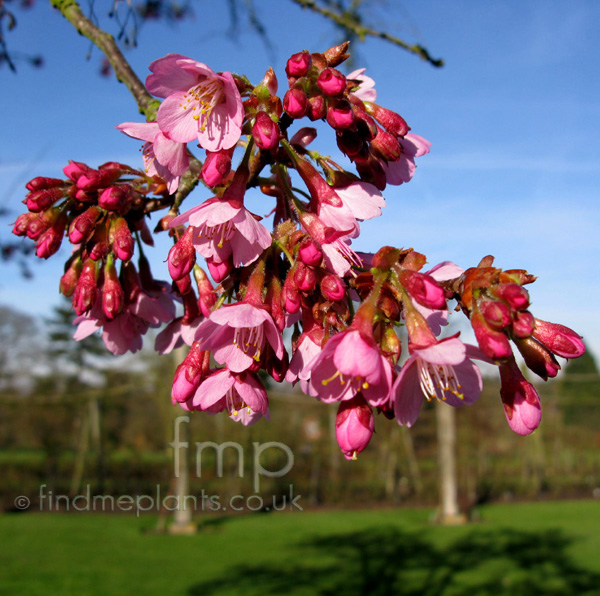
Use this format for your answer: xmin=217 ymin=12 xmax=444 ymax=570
xmin=13 ymin=43 xmax=585 ymax=458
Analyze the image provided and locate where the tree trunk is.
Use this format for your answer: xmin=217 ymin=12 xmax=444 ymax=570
xmin=436 ymin=403 xmax=464 ymax=524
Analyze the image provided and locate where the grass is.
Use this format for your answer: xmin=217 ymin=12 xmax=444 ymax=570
xmin=1 ymin=501 xmax=599 ymax=595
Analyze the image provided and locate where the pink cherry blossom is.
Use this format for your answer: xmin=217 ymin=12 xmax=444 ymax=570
xmin=318 ymin=181 xmax=386 ymax=239
xmin=193 ymin=368 xmax=269 ymax=425
xmin=155 ymin=315 xmax=203 ymax=355
xmin=306 ymin=329 xmax=392 ymax=407
xmin=383 ymin=133 xmax=431 ymax=186
xmin=170 ymin=197 xmax=272 ymax=271
xmin=116 ymin=121 xmax=189 ymax=194
xmin=194 ymin=302 xmax=284 ymax=373
xmin=285 ymin=333 xmax=322 ymax=384
xmin=74 ymin=288 xmax=176 ymax=356
xmin=146 ymin=54 xmax=243 ymax=151
xmin=412 ymin=261 xmax=465 ymax=336
xmin=393 ymin=337 xmax=484 ymax=427
xmin=499 ymin=358 xmax=542 ymax=435
xmin=335 ymin=394 xmax=375 ymax=460
xmin=348 ymin=68 xmax=377 ymax=102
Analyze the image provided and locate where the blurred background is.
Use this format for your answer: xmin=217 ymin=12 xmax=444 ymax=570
xmin=1 ymin=1 xmax=599 ymax=594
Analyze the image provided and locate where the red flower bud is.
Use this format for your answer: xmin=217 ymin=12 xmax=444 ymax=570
xmin=63 ymin=161 xmax=91 ymax=182
xmin=207 ymin=258 xmax=232 ymax=283
xmin=320 ymin=274 xmax=345 ymax=301
xmin=285 ymin=50 xmax=312 ymax=77
xmin=282 ymin=277 xmax=301 ymax=314
xmin=98 ymin=185 xmax=131 ymax=212
xmin=514 ymin=337 xmax=560 ymax=381
xmin=252 ymin=111 xmax=280 ymax=150
xmin=363 ymin=102 xmax=408 ymax=136
xmin=283 ymin=88 xmax=309 ymax=118
xmin=60 ymin=257 xmax=82 ymax=297
xmin=26 ymin=177 xmax=64 ymax=192
xmin=35 ymin=214 xmax=66 ymax=259
xmin=69 ymin=206 xmax=101 ymax=244
xmin=480 ymin=300 xmax=511 ymax=329
xmin=168 ymin=227 xmax=195 ymax=281
xmin=308 ymin=94 xmax=327 ymax=121
xmin=194 ymin=266 xmax=216 ymax=317
xmin=110 ymin=217 xmax=134 ymax=261
xmin=398 ymin=270 xmax=446 ymax=310
xmin=102 ymin=259 xmax=124 ymax=319
xmin=471 ymin=310 xmax=513 ymax=360
xmin=12 ymin=213 xmax=36 ymax=237
xmin=25 ymin=187 xmax=65 ymax=212
xmin=26 ymin=208 xmax=59 ymax=240
xmin=512 ymin=310 xmax=535 ymax=339
xmin=172 ymin=343 xmax=207 ymax=403
xmin=533 ymin=319 xmax=585 ymax=359
xmin=201 ymin=148 xmax=233 ymax=187
xmin=316 ymin=67 xmax=346 ymax=97
xmin=72 ymin=258 xmax=100 ymax=315
xmin=298 ymin=239 xmax=323 ymax=267
xmin=76 ymin=167 xmax=121 ymax=191
xmin=326 ymin=99 xmax=354 ymax=129
xmin=489 ymin=283 xmax=530 ymax=311
xmin=294 ymin=262 xmax=317 ymax=292
xmin=370 ymin=129 xmax=402 ymax=162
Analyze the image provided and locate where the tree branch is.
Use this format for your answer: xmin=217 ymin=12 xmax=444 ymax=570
xmin=289 ymin=0 xmax=444 ymax=67
xmin=50 ymin=0 xmax=160 ymax=118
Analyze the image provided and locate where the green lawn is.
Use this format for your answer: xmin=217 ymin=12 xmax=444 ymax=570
xmin=1 ymin=501 xmax=599 ymax=595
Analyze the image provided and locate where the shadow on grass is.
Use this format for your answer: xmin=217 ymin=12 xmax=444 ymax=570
xmin=187 ymin=524 xmax=600 ymax=596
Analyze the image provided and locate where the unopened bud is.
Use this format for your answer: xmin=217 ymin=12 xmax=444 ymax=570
xmin=252 ymin=111 xmax=280 ymax=150
xmin=480 ymin=300 xmax=511 ymax=330
xmin=363 ymin=102 xmax=408 ymax=136
xmin=298 ymin=239 xmax=323 ymax=267
xmin=99 ymin=185 xmax=131 ymax=212
xmin=12 ymin=213 xmax=36 ymax=237
xmin=323 ymin=41 xmax=350 ymax=67
xmin=533 ymin=319 xmax=585 ymax=359
xmin=316 ymin=67 xmax=346 ymax=97
xmin=35 ymin=214 xmax=66 ymax=259
xmin=512 ymin=310 xmax=535 ymax=339
xmin=26 ymin=177 xmax=64 ymax=192
xmin=72 ymin=258 xmax=99 ymax=315
xmin=489 ymin=283 xmax=530 ymax=311
xmin=194 ymin=266 xmax=217 ymax=317
xmin=283 ymin=88 xmax=309 ymax=119
xmin=471 ymin=310 xmax=513 ymax=360
xmin=26 ymin=187 xmax=65 ymax=212
xmin=326 ymin=99 xmax=354 ymax=130
xmin=60 ymin=257 xmax=83 ymax=297
xmin=207 ymin=258 xmax=232 ymax=283
xmin=308 ymin=94 xmax=327 ymax=121
xmin=320 ymin=274 xmax=345 ymax=301
xmin=102 ymin=259 xmax=124 ymax=319
xmin=285 ymin=50 xmax=312 ymax=77
xmin=294 ymin=262 xmax=317 ymax=292
xmin=69 ymin=206 xmax=101 ymax=244
xmin=110 ymin=217 xmax=134 ymax=261
xmin=201 ymin=148 xmax=233 ymax=187
xmin=168 ymin=227 xmax=196 ymax=281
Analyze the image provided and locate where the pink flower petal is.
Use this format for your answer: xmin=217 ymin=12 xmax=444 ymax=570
xmin=157 ymin=93 xmax=200 ymax=144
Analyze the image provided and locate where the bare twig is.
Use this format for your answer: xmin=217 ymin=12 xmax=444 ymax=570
xmin=50 ymin=0 xmax=159 ymax=117
xmin=289 ymin=0 xmax=444 ymax=67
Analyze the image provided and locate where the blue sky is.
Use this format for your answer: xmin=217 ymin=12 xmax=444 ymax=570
xmin=1 ymin=0 xmax=598 ymax=361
